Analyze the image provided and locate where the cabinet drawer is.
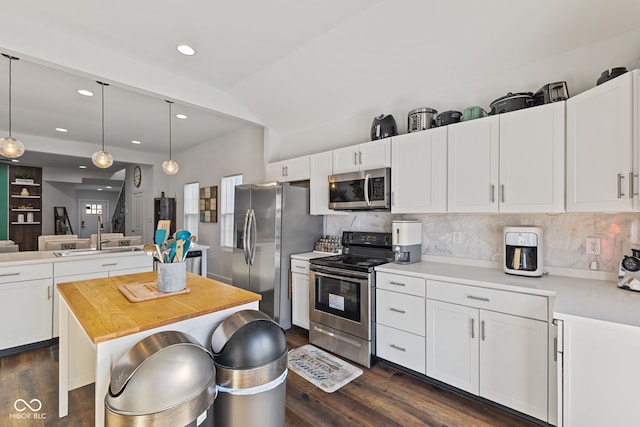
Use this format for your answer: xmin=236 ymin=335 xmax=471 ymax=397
xmin=376 ymin=272 xmax=426 ymax=297
xmin=54 ymin=255 xmax=152 ymax=277
xmin=376 ymin=324 xmax=425 ymax=374
xmin=376 ymin=289 xmax=425 ymax=336
xmin=427 ymin=280 xmax=548 ymax=321
xmin=291 ymin=259 xmax=310 ymax=275
xmin=0 ymin=263 xmax=52 ymax=283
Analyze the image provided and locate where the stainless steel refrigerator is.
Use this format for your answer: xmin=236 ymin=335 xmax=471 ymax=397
xmin=232 ymin=182 xmax=322 ymax=329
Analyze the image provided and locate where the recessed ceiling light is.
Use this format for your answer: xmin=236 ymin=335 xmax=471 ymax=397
xmin=97 ymin=188 xmax=103 ymax=191
xmin=56 ymin=128 xmax=68 ymax=133
xmin=77 ymin=89 xmax=94 ymax=97
xmin=176 ymin=114 xmax=187 ymax=120
xmin=79 ymin=165 xmax=87 ymax=169
xmin=106 ymin=186 xmax=112 ymax=189
xmin=11 ymin=159 xmax=19 ymax=163
xmin=176 ymin=44 xmax=196 ymax=56
xmin=131 ymin=140 xmax=141 ymax=145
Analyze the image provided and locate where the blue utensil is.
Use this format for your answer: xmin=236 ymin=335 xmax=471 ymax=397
xmin=155 ymin=229 xmax=167 ymax=245
xmin=175 ymin=229 xmax=191 ymax=241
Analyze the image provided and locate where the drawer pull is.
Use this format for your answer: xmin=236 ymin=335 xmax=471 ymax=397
xmin=389 ymin=307 xmax=406 ymax=314
xmin=0 ymin=272 xmax=21 ymax=277
xmin=295 ymin=265 xmax=306 ymax=269
xmin=390 ymin=344 xmax=406 ymax=352
xmin=467 ymin=295 xmax=490 ymax=302
xmin=388 ymin=281 xmax=406 ymax=286
xmin=101 ymin=263 xmax=118 ymax=267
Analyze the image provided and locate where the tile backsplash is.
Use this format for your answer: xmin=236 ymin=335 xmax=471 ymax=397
xmin=325 ymin=212 xmax=640 ymax=273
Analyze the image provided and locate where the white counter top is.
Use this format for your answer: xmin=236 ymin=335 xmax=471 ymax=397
xmin=290 ymin=251 xmax=335 ymax=261
xmin=376 ymin=261 xmax=640 ymax=328
xmin=0 ymin=246 xmax=149 ymax=267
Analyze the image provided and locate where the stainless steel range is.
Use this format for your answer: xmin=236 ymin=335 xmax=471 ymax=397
xmin=309 ymin=231 xmax=393 ymax=368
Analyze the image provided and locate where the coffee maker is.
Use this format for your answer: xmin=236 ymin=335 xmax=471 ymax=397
xmin=503 ymin=226 xmax=543 ymax=277
xmin=392 ymin=221 xmax=421 ymax=264
xmin=618 ymin=249 xmax=640 ymax=291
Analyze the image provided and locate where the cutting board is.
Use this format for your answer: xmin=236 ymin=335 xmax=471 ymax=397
xmin=118 ymin=280 xmax=190 ymax=302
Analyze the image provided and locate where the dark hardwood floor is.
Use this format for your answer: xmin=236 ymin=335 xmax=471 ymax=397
xmin=0 ymin=328 xmax=540 ymax=426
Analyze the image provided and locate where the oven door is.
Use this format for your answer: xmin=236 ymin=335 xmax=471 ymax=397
xmin=309 ymin=266 xmax=371 ymax=340
xmin=328 ymin=168 xmax=391 ymax=210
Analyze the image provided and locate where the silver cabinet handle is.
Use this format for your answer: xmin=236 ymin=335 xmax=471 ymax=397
xmin=490 ymin=184 xmax=495 ymax=203
xmin=285 ymin=166 xmax=288 ymax=177
xmin=554 ymin=337 xmax=557 ymax=362
xmin=389 ymin=281 xmax=406 ymax=286
xmin=295 ymin=265 xmax=306 ymax=269
xmin=353 ymin=152 xmax=358 ymax=166
xmin=47 ymin=285 xmax=52 ymax=300
xmin=389 ymin=307 xmax=406 ymax=314
xmin=500 ymin=184 xmax=505 ymax=203
xmin=358 ymin=151 xmax=363 ymax=165
xmin=0 ymin=272 xmax=20 ymax=277
xmin=390 ymin=344 xmax=406 ymax=352
xmin=618 ymin=173 xmax=625 ymax=198
xmin=466 ymin=295 xmax=490 ymax=302
xmin=471 ymin=318 xmax=475 ymax=339
xmin=101 ymin=263 xmax=117 ymax=267
xmin=481 ymin=320 xmax=486 ymax=341
xmin=630 ymin=172 xmax=638 ymax=198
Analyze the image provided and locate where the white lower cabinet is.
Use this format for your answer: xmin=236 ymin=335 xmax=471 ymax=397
xmin=291 ymin=258 xmax=311 ymax=329
xmin=376 ymin=324 xmax=425 ymax=374
xmin=426 ymin=280 xmax=549 ymax=422
xmin=0 ymin=263 xmax=53 ymax=350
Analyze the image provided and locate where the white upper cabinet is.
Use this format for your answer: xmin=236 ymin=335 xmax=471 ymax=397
xmin=332 ymin=138 xmax=391 ymax=174
xmin=499 ymin=102 xmax=565 ymax=212
xmin=392 ymin=128 xmax=447 ymax=213
xmin=448 ymin=103 xmax=565 ymax=213
xmin=566 ymin=71 xmax=633 ymax=212
xmin=309 ymin=151 xmax=346 ymax=215
xmin=448 ymin=115 xmax=500 ymax=212
xmin=265 ymin=155 xmax=310 ymax=182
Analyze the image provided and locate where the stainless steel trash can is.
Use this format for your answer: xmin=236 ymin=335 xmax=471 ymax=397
xmin=211 ymin=310 xmax=288 ymax=427
xmin=105 ymin=331 xmax=217 ymax=426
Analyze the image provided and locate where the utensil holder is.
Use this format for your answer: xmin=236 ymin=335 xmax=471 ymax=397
xmin=157 ymin=262 xmax=186 ymax=292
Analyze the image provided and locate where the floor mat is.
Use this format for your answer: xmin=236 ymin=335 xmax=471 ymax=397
xmin=287 ymin=344 xmax=363 ymax=393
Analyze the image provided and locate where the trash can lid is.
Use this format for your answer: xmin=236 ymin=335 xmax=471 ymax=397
xmin=105 ymin=331 xmax=216 ymax=415
xmin=211 ymin=310 xmax=287 ymax=369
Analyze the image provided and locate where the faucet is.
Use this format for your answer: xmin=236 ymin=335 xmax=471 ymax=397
xmin=97 ymin=215 xmax=103 ymax=250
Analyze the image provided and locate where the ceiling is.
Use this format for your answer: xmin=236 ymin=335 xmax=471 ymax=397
xmin=1 ymin=0 xmax=640 ymax=170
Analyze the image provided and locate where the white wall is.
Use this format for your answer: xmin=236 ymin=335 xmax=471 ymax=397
xmin=42 ymin=182 xmax=76 ymax=235
xmin=172 ymin=124 xmax=265 ymax=282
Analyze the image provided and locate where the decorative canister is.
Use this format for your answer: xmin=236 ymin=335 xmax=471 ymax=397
xmin=27 ymin=212 xmax=34 ymax=223
xmin=157 ymin=262 xmax=187 ymax=292
xmin=20 ymin=188 xmax=29 ymax=196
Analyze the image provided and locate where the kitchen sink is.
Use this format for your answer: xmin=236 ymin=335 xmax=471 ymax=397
xmin=54 ymin=247 xmax=144 ymax=257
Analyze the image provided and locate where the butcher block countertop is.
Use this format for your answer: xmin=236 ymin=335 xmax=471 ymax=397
xmin=57 ymin=271 xmax=261 ymax=344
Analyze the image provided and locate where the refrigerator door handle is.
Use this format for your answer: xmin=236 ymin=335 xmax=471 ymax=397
xmin=249 ymin=208 xmax=257 ymax=265
xmin=364 ymin=173 xmax=372 ymax=207
xmin=242 ymin=209 xmax=251 ymax=264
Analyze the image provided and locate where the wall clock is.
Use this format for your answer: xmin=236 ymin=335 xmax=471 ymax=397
xmin=133 ymin=165 xmax=142 ymax=188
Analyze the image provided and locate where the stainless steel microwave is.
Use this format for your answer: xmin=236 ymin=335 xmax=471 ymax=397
xmin=328 ymin=167 xmax=391 ymax=210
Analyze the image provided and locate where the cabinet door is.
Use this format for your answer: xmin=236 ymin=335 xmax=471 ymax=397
xmin=0 ymin=278 xmax=52 ymax=350
xmin=291 ymin=272 xmax=310 ymax=329
xmin=377 ymin=323 xmax=426 ymax=374
xmin=566 ymin=72 xmax=633 ymax=212
xmin=499 ymin=103 xmax=565 ymax=212
xmin=392 ymin=129 xmax=447 ymax=213
xmin=376 ymin=289 xmax=425 ymax=336
xmin=284 ymin=155 xmax=310 ymax=181
xmin=359 ymin=139 xmax=391 ymax=170
xmin=447 ymin=116 xmax=500 ymax=212
xmin=479 ymin=310 xmax=548 ymax=421
xmin=265 ymin=160 xmax=286 ymax=182
xmin=426 ymin=299 xmax=479 ymax=394
xmin=310 ymin=151 xmax=334 ymax=215
xmin=332 ymin=145 xmax=360 ymax=174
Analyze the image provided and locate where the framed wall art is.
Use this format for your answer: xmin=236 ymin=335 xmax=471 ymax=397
xmin=199 ymin=185 xmax=218 ymax=223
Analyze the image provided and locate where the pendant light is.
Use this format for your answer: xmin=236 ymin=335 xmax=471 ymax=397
xmin=162 ymin=100 xmax=179 ymax=175
xmin=0 ymin=54 xmax=25 ymax=159
xmin=91 ymin=81 xmax=113 ymax=168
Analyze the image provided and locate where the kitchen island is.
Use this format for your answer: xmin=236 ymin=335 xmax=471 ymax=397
xmin=57 ymin=271 xmax=261 ymax=427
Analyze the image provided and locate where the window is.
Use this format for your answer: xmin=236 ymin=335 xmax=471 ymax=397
xmin=220 ymin=174 xmax=243 ymax=249
xmin=183 ymin=182 xmax=199 ymax=237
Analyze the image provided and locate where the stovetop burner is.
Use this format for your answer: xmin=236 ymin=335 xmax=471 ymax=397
xmin=310 ymin=231 xmax=393 ymax=272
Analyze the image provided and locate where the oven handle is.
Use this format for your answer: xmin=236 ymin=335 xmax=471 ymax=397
xmin=310 ymin=266 xmax=370 ymax=282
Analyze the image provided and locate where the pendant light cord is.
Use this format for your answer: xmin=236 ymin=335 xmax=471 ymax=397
xmin=7 ymin=56 xmax=12 ymax=137
xmin=167 ymin=100 xmax=173 ymax=159
xmin=101 ymin=82 xmax=104 ymax=151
